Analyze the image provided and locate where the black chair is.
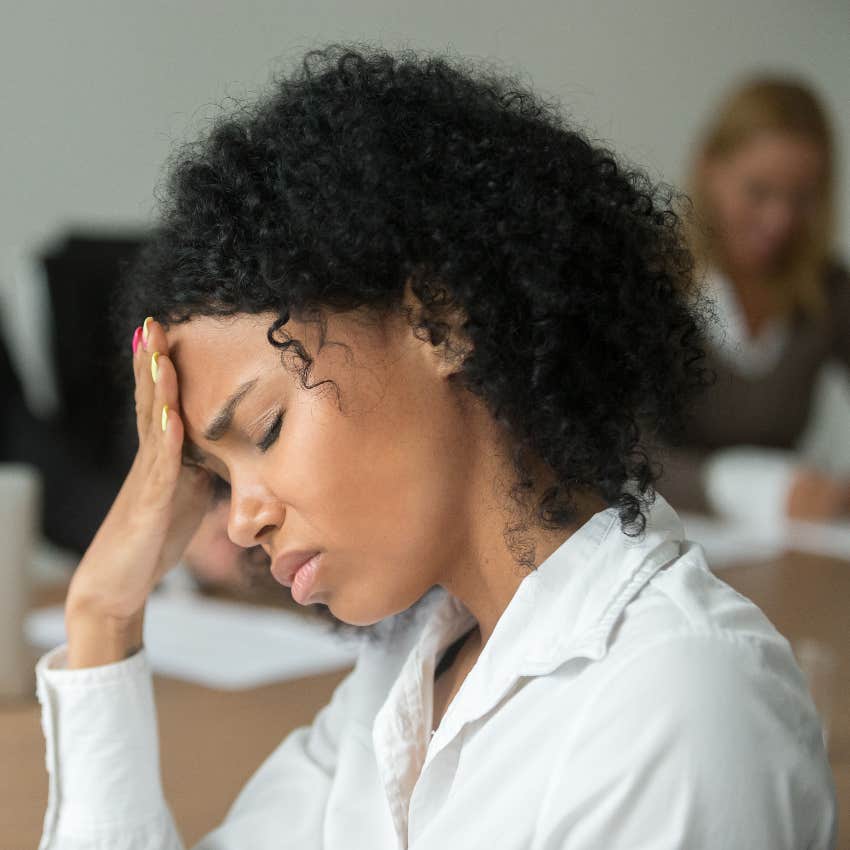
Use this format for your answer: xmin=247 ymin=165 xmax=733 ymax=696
xmin=1 ymin=231 xmax=147 ymax=554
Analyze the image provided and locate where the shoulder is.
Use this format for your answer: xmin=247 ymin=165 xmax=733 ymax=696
xmin=596 ymin=626 xmax=816 ymax=746
xmin=535 ymin=550 xmax=836 ymax=847
xmin=540 ymin=630 xmax=835 ymax=847
xmin=603 ymin=546 xmax=817 ymax=734
xmin=599 ymin=552 xmax=820 ymax=752
xmin=612 ymin=541 xmax=784 ymax=640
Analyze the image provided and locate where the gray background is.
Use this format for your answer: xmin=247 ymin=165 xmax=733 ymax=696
xmin=1 ymin=0 xmax=847 ymax=464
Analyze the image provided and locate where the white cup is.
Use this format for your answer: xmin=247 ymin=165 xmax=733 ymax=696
xmin=0 ymin=463 xmax=41 ymax=700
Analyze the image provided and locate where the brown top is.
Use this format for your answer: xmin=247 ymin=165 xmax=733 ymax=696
xmin=653 ymin=259 xmax=850 ymax=514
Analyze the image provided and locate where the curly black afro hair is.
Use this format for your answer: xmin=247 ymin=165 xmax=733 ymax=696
xmin=116 ymin=42 xmax=710 ymax=550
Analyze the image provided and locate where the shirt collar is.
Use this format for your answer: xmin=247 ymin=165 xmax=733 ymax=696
xmin=369 ymin=492 xmax=687 ymax=847
xmin=702 ymin=265 xmax=789 ymax=377
xmin=419 ymin=491 xmax=685 ymax=741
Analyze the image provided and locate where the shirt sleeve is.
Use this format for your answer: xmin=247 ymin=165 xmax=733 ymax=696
xmin=534 ymin=631 xmax=837 ymax=850
xmin=36 ymin=643 xmax=183 ymax=850
xmin=36 ymin=641 xmax=359 ymax=850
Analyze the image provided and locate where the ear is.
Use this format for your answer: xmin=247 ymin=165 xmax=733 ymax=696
xmin=401 ymin=276 xmax=472 ymax=380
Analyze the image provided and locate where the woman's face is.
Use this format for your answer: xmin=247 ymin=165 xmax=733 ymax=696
xmin=167 ymin=303 xmax=484 ymax=626
xmin=701 ymin=131 xmax=825 ymax=276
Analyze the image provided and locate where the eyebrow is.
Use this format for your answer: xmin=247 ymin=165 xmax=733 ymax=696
xmin=181 ymin=377 xmax=259 ymax=466
xmin=204 ymin=378 xmax=259 ymax=441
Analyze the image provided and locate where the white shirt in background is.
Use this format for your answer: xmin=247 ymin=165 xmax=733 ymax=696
xmin=699 ymin=267 xmax=799 ymax=523
xmin=34 ymin=493 xmax=836 ymax=849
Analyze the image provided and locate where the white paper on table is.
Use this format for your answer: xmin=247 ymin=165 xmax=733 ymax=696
xmin=25 ymin=591 xmax=361 ymax=690
xmin=679 ymin=511 xmax=850 ymax=569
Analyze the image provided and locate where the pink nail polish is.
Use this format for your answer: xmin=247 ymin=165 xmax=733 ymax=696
xmin=132 ymin=326 xmax=143 ymax=354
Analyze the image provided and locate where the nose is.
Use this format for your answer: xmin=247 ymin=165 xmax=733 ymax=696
xmin=227 ymin=486 xmax=284 ymax=549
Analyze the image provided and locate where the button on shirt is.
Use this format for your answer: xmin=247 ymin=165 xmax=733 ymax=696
xmin=34 ymin=493 xmax=837 ymax=849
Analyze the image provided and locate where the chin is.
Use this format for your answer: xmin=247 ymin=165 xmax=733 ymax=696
xmin=733 ymin=242 xmax=784 ymax=273
xmin=322 ymin=601 xmax=388 ymax=628
xmin=319 ymin=586 xmax=425 ymax=629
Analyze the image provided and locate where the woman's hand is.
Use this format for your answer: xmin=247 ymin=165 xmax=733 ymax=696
xmin=64 ymin=317 xmax=214 ymax=667
xmin=785 ymin=466 xmax=850 ymax=522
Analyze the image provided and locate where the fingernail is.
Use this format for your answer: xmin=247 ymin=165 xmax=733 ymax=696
xmin=161 ymin=403 xmax=169 ymax=432
xmin=151 ymin=351 xmax=160 ymax=383
xmin=142 ymin=316 xmax=153 ymax=349
xmin=131 ymin=326 xmax=142 ymax=354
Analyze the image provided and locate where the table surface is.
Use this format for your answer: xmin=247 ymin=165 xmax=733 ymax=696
xmin=1 ymin=551 xmax=847 ymax=849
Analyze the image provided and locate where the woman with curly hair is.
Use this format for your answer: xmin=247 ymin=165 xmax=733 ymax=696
xmin=34 ymin=46 xmax=834 ymax=849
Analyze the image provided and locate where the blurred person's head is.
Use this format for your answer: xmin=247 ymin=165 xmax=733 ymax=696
xmin=183 ymin=497 xmax=309 ymax=603
xmin=686 ymin=75 xmax=835 ymax=316
xmin=116 ymin=45 xmax=708 ymax=636
xmin=182 ymin=497 xmax=262 ymax=591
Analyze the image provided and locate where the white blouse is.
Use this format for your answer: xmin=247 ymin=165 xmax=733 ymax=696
xmin=699 ymin=267 xmax=800 ymax=523
xmin=701 ymin=266 xmax=791 ymax=380
xmin=35 ymin=493 xmax=836 ymax=849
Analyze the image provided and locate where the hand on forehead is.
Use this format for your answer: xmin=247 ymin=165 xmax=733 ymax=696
xmin=163 ymin=315 xmax=282 ymax=449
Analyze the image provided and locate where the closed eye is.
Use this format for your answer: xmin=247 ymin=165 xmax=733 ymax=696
xmin=258 ymin=412 xmax=284 ymax=453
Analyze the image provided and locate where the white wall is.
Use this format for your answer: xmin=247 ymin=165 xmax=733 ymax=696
xmin=2 ymin=0 xmax=848 ymax=253
xmin=1 ymin=0 xmax=849 ymax=457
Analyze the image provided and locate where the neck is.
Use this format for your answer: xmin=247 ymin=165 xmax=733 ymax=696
xmin=437 ymin=404 xmax=609 ymax=648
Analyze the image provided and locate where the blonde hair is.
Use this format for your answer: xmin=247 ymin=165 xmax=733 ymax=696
xmin=683 ymin=75 xmax=835 ymax=318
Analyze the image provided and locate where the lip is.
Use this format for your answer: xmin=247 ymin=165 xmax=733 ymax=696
xmin=271 ymin=549 xmax=322 ymax=588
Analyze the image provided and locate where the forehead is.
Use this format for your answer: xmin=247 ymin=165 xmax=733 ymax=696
xmin=166 ymin=313 xmax=282 ymax=420
xmin=167 ymin=313 xmax=272 ymax=359
xmin=732 ymin=133 xmax=824 ymax=184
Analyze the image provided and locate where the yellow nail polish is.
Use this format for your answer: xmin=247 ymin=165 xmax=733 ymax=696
xmin=142 ymin=316 xmax=153 ymax=345
xmin=161 ymin=404 xmax=169 ymax=432
xmin=150 ymin=351 xmax=160 ymax=383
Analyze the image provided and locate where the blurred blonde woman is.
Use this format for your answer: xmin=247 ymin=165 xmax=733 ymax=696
xmin=657 ymin=75 xmax=850 ymax=524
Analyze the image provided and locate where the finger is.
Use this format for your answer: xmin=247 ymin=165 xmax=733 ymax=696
xmin=151 ymin=350 xmax=181 ymax=450
xmin=150 ymin=349 xmax=179 ymax=434
xmin=150 ymin=351 xmax=207 ymax=494
xmin=144 ymin=351 xmax=187 ymax=505
xmin=157 ymin=397 xmax=185 ymax=491
xmin=142 ymin=316 xmax=170 ymax=357
xmin=133 ymin=318 xmax=156 ymax=444
xmin=149 ymin=374 xmax=215 ymax=570
xmin=136 ymin=317 xmax=171 ymax=446
xmin=131 ymin=323 xmax=144 ymax=391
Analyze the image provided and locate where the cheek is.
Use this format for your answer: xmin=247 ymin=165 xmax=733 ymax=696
xmin=280 ymin=395 xmax=462 ymax=626
xmin=714 ymin=178 xmax=758 ymax=230
xmin=280 ymin=379 xmax=466 ymax=564
xmin=338 ymin=410 xmax=460 ymax=546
